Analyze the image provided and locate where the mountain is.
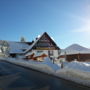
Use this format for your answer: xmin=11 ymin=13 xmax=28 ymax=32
xmin=65 ymin=44 xmax=89 ymax=51
xmin=61 ymin=44 xmax=90 ymax=55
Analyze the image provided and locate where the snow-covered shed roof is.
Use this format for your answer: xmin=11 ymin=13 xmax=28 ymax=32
xmin=61 ymin=50 xmax=90 ymax=55
xmin=8 ymin=41 xmax=30 ymax=54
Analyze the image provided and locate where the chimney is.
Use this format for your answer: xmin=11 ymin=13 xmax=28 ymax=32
xmin=36 ymin=37 xmax=38 ymax=40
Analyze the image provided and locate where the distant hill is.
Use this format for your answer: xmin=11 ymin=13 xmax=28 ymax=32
xmin=65 ymin=44 xmax=89 ymax=51
xmin=61 ymin=44 xmax=90 ymax=55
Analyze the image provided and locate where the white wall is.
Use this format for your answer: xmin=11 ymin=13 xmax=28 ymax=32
xmin=53 ymin=50 xmax=59 ymax=57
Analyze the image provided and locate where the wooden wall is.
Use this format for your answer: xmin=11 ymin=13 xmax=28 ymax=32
xmin=66 ymin=54 xmax=90 ymax=62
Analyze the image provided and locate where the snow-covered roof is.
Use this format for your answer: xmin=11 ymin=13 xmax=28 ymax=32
xmin=61 ymin=50 xmax=90 ymax=55
xmin=8 ymin=41 xmax=30 ymax=54
xmin=25 ymin=33 xmax=45 ymax=53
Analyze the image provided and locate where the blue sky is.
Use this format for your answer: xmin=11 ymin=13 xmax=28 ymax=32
xmin=0 ymin=0 xmax=90 ymax=48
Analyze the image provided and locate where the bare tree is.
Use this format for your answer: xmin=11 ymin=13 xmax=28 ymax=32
xmin=20 ymin=37 xmax=26 ymax=42
xmin=1 ymin=41 xmax=9 ymax=55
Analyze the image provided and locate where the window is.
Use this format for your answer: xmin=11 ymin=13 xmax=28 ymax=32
xmin=36 ymin=42 xmax=51 ymax=47
xmin=48 ymin=50 xmax=53 ymax=56
xmin=37 ymin=50 xmax=43 ymax=53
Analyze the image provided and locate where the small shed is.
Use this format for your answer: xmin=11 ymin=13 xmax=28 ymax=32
xmin=59 ymin=50 xmax=90 ymax=62
xmin=66 ymin=53 xmax=90 ymax=62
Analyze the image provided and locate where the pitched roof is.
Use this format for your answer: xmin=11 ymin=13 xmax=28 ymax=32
xmin=25 ymin=32 xmax=60 ymax=53
xmin=8 ymin=41 xmax=30 ymax=54
xmin=24 ymin=33 xmax=45 ymax=53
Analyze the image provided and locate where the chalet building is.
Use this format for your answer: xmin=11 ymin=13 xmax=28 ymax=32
xmin=7 ymin=32 xmax=60 ymax=61
xmin=25 ymin=32 xmax=60 ymax=61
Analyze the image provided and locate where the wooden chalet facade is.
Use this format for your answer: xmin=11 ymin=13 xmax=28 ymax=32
xmin=25 ymin=32 xmax=60 ymax=61
xmin=59 ymin=53 xmax=90 ymax=62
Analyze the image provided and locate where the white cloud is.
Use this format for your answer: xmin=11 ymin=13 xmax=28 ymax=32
xmin=69 ymin=3 xmax=90 ymax=33
xmin=70 ymin=14 xmax=90 ymax=33
xmin=69 ymin=13 xmax=90 ymax=23
xmin=73 ymin=25 xmax=90 ymax=33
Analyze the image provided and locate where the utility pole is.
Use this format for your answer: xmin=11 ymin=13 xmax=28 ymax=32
xmin=61 ymin=51 xmax=67 ymax=68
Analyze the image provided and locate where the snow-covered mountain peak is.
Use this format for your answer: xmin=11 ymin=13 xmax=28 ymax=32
xmin=65 ymin=44 xmax=89 ymax=51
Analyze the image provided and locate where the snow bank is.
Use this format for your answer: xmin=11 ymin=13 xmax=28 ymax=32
xmin=1 ymin=57 xmax=90 ymax=87
xmin=56 ymin=61 xmax=90 ymax=86
xmin=0 ymin=57 xmax=60 ymax=75
xmin=41 ymin=58 xmax=60 ymax=71
xmin=65 ymin=61 xmax=90 ymax=72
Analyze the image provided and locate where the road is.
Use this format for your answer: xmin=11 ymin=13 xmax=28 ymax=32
xmin=0 ymin=61 xmax=89 ymax=90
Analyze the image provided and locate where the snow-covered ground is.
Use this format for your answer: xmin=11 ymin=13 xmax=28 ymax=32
xmin=0 ymin=57 xmax=90 ymax=87
xmin=56 ymin=61 xmax=90 ymax=86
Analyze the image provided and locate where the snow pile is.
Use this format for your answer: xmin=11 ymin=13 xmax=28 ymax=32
xmin=41 ymin=58 xmax=60 ymax=71
xmin=64 ymin=61 xmax=90 ymax=72
xmin=56 ymin=61 xmax=90 ymax=86
xmin=0 ymin=57 xmax=60 ymax=75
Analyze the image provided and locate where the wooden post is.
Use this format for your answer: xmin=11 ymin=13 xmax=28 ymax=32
xmin=78 ymin=53 xmax=80 ymax=61
xmin=53 ymin=58 xmax=54 ymax=64
xmin=65 ymin=51 xmax=67 ymax=61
